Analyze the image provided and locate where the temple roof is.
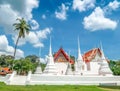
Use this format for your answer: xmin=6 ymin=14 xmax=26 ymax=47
xmin=54 ymin=48 xmax=74 ymax=64
xmin=82 ymin=48 xmax=102 ymax=63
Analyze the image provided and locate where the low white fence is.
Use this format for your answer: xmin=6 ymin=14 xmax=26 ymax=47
xmin=0 ymin=76 xmax=6 ymax=82
xmin=28 ymin=75 xmax=120 ymax=85
xmin=0 ymin=74 xmax=11 ymax=82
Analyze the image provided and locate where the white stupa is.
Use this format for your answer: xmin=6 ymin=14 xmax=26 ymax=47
xmin=43 ymin=37 xmax=57 ymax=75
xmin=34 ymin=48 xmax=42 ymax=74
xmin=75 ymin=37 xmax=86 ymax=75
xmin=99 ymin=43 xmax=113 ymax=76
xmin=34 ymin=59 xmax=42 ymax=74
xmin=66 ymin=63 xmax=73 ymax=75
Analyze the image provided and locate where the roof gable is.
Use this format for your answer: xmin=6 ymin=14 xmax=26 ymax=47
xmin=54 ymin=48 xmax=74 ymax=64
xmin=83 ymin=48 xmax=102 ymax=63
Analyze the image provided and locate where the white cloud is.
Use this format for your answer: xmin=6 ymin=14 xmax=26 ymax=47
xmin=83 ymin=7 xmax=117 ymax=31
xmin=55 ymin=3 xmax=69 ymax=20
xmin=72 ymin=0 xmax=95 ymax=12
xmin=34 ymin=43 xmax=44 ymax=48
xmin=108 ymin=0 xmax=120 ymax=10
xmin=103 ymin=0 xmax=120 ymax=13
xmin=12 ymin=28 xmax=52 ymax=48
xmin=0 ymin=0 xmax=39 ymax=33
xmin=36 ymin=28 xmax=51 ymax=39
xmin=30 ymin=19 xmax=39 ymax=30
xmin=0 ymin=35 xmax=24 ymax=59
xmin=42 ymin=14 xmax=46 ymax=19
xmin=40 ymin=58 xmax=46 ymax=64
xmin=25 ymin=0 xmax=39 ymax=20
xmin=0 ymin=4 xmax=19 ymax=34
xmin=0 ymin=35 xmax=8 ymax=50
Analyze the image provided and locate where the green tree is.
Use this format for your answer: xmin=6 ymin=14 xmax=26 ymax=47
xmin=13 ymin=18 xmax=31 ymax=58
xmin=40 ymin=63 xmax=46 ymax=71
xmin=110 ymin=60 xmax=120 ymax=75
xmin=13 ymin=58 xmax=37 ymax=75
xmin=71 ymin=64 xmax=75 ymax=71
xmin=0 ymin=55 xmax=6 ymax=67
xmin=70 ymin=55 xmax=75 ymax=61
xmin=25 ymin=55 xmax=39 ymax=63
xmin=0 ymin=55 xmax=14 ymax=67
xmin=13 ymin=59 xmax=22 ymax=75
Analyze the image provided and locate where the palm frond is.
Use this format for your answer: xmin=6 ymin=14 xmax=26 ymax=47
xmin=13 ymin=17 xmax=31 ymax=58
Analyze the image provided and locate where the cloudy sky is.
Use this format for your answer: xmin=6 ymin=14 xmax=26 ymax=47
xmin=0 ymin=0 xmax=120 ymax=59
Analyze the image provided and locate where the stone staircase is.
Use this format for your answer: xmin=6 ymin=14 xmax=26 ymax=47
xmin=9 ymin=75 xmax=27 ymax=85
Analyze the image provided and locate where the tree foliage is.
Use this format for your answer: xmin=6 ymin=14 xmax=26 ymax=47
xmin=0 ymin=55 xmax=38 ymax=75
xmin=25 ymin=55 xmax=39 ymax=63
xmin=0 ymin=55 xmax=14 ymax=68
xmin=110 ymin=60 xmax=120 ymax=75
xmin=13 ymin=58 xmax=38 ymax=75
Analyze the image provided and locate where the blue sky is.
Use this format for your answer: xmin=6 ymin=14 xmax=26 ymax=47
xmin=0 ymin=0 xmax=120 ymax=60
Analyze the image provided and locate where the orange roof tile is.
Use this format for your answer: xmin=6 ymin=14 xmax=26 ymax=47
xmin=2 ymin=67 xmax=10 ymax=71
xmin=82 ymin=48 xmax=102 ymax=63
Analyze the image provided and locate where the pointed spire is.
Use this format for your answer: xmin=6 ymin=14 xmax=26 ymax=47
xmin=39 ymin=47 xmax=41 ymax=57
xmin=49 ymin=36 xmax=52 ymax=56
xmin=99 ymin=42 xmax=113 ymax=75
xmin=38 ymin=47 xmax=42 ymax=64
xmin=100 ymin=42 xmax=106 ymax=60
xmin=77 ymin=36 xmax=82 ymax=60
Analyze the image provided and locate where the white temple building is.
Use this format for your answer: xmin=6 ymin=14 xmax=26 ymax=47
xmin=40 ymin=38 xmax=112 ymax=76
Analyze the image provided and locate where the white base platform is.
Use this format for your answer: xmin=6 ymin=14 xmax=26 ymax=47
xmin=1 ymin=73 xmax=120 ymax=86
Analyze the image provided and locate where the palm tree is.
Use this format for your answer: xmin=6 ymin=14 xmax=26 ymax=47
xmin=13 ymin=18 xmax=31 ymax=58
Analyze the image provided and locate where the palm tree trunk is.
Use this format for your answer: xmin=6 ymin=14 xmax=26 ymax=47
xmin=14 ymin=35 xmax=20 ymax=59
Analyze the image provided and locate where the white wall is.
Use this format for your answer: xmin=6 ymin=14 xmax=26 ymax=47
xmin=90 ymin=62 xmax=100 ymax=74
xmin=88 ymin=52 xmax=101 ymax=74
xmin=29 ymin=75 xmax=120 ymax=85
xmin=55 ymin=62 xmax=68 ymax=75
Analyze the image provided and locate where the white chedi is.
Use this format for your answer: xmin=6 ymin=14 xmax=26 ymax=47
xmin=66 ymin=63 xmax=73 ymax=75
xmin=43 ymin=37 xmax=57 ymax=75
xmin=34 ymin=65 xmax=42 ymax=74
xmin=74 ymin=37 xmax=86 ymax=75
xmin=34 ymin=58 xmax=42 ymax=74
xmin=99 ymin=44 xmax=113 ymax=76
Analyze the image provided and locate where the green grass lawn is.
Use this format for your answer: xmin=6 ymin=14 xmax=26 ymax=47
xmin=0 ymin=82 xmax=120 ymax=91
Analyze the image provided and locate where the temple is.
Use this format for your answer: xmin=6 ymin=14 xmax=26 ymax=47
xmin=5 ymin=38 xmax=116 ymax=85
xmin=37 ymin=38 xmax=112 ymax=76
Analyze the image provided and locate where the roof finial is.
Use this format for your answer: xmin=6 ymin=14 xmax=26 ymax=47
xmin=39 ymin=47 xmax=41 ymax=57
xmin=77 ymin=36 xmax=82 ymax=60
xmin=49 ymin=36 xmax=52 ymax=56
xmin=100 ymin=41 xmax=105 ymax=60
